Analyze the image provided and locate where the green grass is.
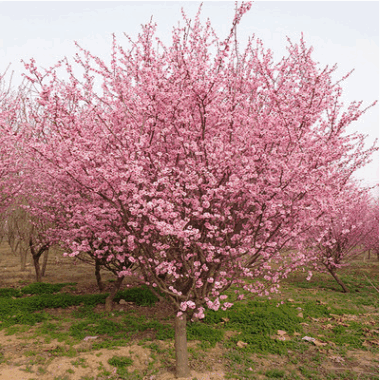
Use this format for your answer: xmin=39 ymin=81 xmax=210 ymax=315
xmin=108 ymin=355 xmax=138 ymax=379
xmin=122 ymin=314 xmax=174 ymax=339
xmin=21 ymin=282 xmax=77 ymax=295
xmin=187 ymin=322 xmax=224 ymax=348
xmin=108 ymin=355 xmax=133 ymax=368
xmin=0 ymin=285 xmax=159 ymax=330
xmin=0 ymin=260 xmax=377 ymax=380
xmin=265 ymin=368 xmax=286 ymax=378
xmin=202 ymin=299 xmax=303 ymax=355
xmin=114 ymin=285 xmax=159 ymax=306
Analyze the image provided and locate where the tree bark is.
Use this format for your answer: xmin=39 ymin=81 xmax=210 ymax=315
xmin=32 ymin=254 xmax=42 ymax=283
xmin=104 ymin=275 xmax=124 ymax=312
xmin=367 ymin=249 xmax=371 ymax=260
xmin=95 ymin=259 xmax=105 ymax=291
xmin=328 ymin=268 xmax=349 ymax=293
xmin=29 ymin=238 xmax=49 ymax=283
xmin=20 ymin=244 xmax=28 ymax=271
xmin=174 ymin=313 xmax=190 ymax=378
xmin=41 ymin=249 xmax=49 ymax=277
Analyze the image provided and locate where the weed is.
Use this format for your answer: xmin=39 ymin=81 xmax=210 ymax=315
xmin=299 ymin=365 xmax=321 ymax=379
xmin=21 ymin=364 xmax=34 ymax=373
xmin=0 ymin=288 xmax=22 ymax=298
xmin=37 ymin=366 xmax=47 ymax=374
xmin=206 ymin=300 xmax=302 ymax=355
xmin=115 ymin=285 xmax=159 ymax=306
xmin=224 ymin=349 xmax=256 ymax=379
xmin=70 ymin=318 xmax=125 ymax=340
xmin=24 ymin=350 xmax=37 ymax=357
xmin=108 ymin=355 xmax=134 ymax=368
xmin=48 ymin=345 xmax=77 ymax=357
xmin=71 ymin=357 xmax=88 ymax=368
xmin=28 ymin=355 xmax=47 ymax=366
xmin=71 ymin=305 xmax=97 ymax=319
xmin=187 ymin=322 xmax=224 ymax=348
xmin=0 ymin=293 xmax=107 ymax=329
xmin=107 ymin=355 xmax=138 ymax=379
xmin=21 ymin=282 xmax=76 ymax=295
xmin=147 ymin=342 xmax=165 ymax=354
xmin=122 ymin=314 xmax=174 ymax=340
xmin=265 ymin=368 xmax=285 ymax=378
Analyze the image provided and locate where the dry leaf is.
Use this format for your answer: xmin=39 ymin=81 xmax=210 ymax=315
xmin=277 ymin=330 xmax=287 ymax=336
xmin=297 ymin=313 xmax=303 ymax=318
xmin=83 ymin=336 xmax=98 ymax=341
xmin=329 ymin=355 xmax=345 ymax=363
xmin=237 ymin=341 xmax=248 ymax=348
xmin=362 ymin=340 xmax=379 ymax=347
xmin=313 ymin=339 xmax=327 ymax=347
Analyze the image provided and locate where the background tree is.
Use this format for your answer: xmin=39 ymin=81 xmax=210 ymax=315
xmin=364 ymin=194 xmax=379 ymax=260
xmin=15 ymin=2 xmax=378 ymax=377
xmin=305 ymin=184 xmax=379 ymax=292
xmin=0 ymin=68 xmax=22 ymax=214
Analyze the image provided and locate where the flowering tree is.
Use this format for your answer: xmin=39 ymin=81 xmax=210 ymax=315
xmin=364 ymin=195 xmax=379 ymax=259
xmin=15 ymin=2 xmax=378 ymax=376
xmin=0 ymin=69 xmax=23 ymax=215
xmin=305 ymin=184 xmax=379 ymax=292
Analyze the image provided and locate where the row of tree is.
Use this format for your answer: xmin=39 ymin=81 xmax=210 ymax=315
xmin=0 ymin=3 xmax=378 ymax=376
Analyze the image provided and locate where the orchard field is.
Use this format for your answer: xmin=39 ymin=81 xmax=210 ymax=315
xmin=0 ymin=2 xmax=379 ymax=379
xmin=0 ymin=242 xmax=378 ymax=380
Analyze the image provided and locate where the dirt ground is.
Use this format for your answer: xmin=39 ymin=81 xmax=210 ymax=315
xmin=0 ymin=243 xmax=378 ymax=380
xmin=0 ymin=242 xmax=228 ymax=380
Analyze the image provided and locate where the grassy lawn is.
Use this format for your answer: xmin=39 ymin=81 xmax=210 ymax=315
xmin=0 ymin=259 xmax=377 ymax=379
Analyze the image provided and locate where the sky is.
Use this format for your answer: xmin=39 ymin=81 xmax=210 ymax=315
xmin=0 ymin=1 xmax=378 ymax=188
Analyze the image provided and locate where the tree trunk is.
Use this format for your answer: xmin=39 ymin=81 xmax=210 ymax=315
xmin=328 ymin=268 xmax=349 ymax=293
xmin=20 ymin=245 xmax=28 ymax=271
xmin=367 ymin=249 xmax=371 ymax=260
xmin=174 ymin=313 xmax=190 ymax=378
xmin=41 ymin=249 xmax=49 ymax=277
xmin=32 ymin=254 xmax=42 ymax=283
xmin=104 ymin=276 xmax=124 ymax=312
xmin=29 ymin=238 xmax=49 ymax=283
xmin=95 ymin=259 xmax=105 ymax=291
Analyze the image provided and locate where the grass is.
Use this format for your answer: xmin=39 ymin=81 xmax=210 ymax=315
xmin=218 ymin=261 xmax=379 ymax=379
xmin=0 ymin=260 xmax=377 ymax=379
xmin=0 ymin=283 xmax=159 ymax=330
xmin=108 ymin=355 xmax=138 ymax=379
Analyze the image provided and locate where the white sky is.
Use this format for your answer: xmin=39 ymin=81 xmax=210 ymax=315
xmin=0 ymin=1 xmax=378 ymax=188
